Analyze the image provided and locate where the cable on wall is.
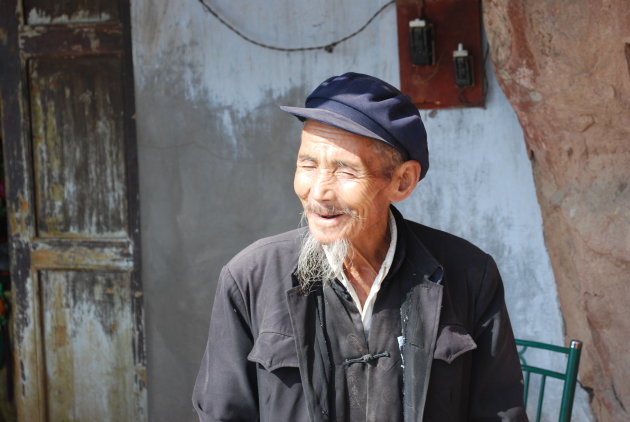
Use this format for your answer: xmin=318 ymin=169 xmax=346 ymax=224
xmin=196 ymin=0 xmax=396 ymax=53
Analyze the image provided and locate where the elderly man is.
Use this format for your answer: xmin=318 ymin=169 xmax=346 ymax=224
xmin=193 ymin=73 xmax=527 ymax=421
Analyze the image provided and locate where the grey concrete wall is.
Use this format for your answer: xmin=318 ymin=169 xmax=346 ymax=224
xmin=131 ymin=0 xmax=591 ymax=420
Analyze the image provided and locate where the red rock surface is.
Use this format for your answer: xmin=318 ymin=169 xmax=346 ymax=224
xmin=483 ymin=1 xmax=630 ymax=420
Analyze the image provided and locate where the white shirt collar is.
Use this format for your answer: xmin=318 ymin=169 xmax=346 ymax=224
xmin=324 ymin=210 xmax=397 ymax=337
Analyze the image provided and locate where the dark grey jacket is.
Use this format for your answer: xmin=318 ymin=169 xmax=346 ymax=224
xmin=193 ymin=208 xmax=527 ymax=421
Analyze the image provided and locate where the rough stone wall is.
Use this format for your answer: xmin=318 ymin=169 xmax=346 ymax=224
xmin=483 ymin=1 xmax=630 ymax=420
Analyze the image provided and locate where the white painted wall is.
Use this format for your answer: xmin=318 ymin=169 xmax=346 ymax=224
xmin=131 ymin=0 xmax=592 ymax=420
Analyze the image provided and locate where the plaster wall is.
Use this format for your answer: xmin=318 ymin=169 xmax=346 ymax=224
xmin=130 ymin=0 xmax=590 ymax=420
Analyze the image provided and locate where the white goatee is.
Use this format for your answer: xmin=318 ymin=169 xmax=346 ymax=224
xmin=296 ymin=214 xmax=351 ymax=290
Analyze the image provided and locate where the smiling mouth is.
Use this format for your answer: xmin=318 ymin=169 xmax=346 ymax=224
xmin=319 ymin=213 xmax=342 ymax=219
xmin=305 ymin=204 xmax=354 ymax=222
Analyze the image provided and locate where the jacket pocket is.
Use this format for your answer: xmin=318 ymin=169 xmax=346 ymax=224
xmin=433 ymin=324 xmax=477 ymax=364
xmin=247 ymin=331 xmax=299 ymax=371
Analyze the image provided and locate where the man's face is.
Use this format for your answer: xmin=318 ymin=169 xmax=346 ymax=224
xmin=294 ymin=120 xmax=398 ymax=247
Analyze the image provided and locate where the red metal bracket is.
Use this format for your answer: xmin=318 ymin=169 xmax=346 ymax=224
xmin=397 ymin=0 xmax=484 ymax=109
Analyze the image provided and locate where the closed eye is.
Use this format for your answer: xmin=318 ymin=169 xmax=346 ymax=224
xmin=297 ymin=155 xmax=317 ymax=169
xmin=334 ymin=160 xmax=359 ymax=177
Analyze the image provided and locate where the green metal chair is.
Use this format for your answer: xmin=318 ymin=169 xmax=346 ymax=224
xmin=514 ymin=339 xmax=582 ymax=422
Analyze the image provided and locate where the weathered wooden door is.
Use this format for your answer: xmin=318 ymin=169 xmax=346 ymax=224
xmin=0 ymin=0 xmax=146 ymax=421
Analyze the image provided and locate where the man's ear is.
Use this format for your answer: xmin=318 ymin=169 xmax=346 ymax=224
xmin=390 ymin=160 xmax=421 ymax=203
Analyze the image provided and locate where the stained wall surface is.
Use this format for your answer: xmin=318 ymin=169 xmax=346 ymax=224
xmin=130 ymin=0 xmax=591 ymax=420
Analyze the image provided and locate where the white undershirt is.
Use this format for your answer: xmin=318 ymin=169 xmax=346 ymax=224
xmin=325 ymin=211 xmax=397 ymax=339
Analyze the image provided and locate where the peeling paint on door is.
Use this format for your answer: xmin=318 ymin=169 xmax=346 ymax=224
xmin=24 ymin=0 xmax=119 ymax=25
xmin=41 ymin=271 xmax=134 ymax=421
xmin=29 ymin=57 xmax=129 ymax=239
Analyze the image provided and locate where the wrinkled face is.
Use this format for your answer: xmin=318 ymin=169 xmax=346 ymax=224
xmin=294 ymin=120 xmax=398 ymax=246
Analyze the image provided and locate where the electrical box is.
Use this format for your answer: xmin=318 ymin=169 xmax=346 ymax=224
xmin=396 ymin=0 xmax=484 ymax=109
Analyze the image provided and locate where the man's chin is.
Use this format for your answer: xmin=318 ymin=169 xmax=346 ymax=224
xmin=310 ymin=234 xmax=340 ymax=246
xmin=307 ymin=230 xmax=346 ymax=246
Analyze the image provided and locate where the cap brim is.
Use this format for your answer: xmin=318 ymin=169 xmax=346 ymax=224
xmin=280 ymin=105 xmax=388 ymax=145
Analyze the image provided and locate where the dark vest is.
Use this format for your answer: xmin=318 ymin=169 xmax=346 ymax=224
xmin=320 ymin=278 xmax=404 ymax=422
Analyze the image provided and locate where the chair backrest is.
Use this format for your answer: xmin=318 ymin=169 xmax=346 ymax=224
xmin=514 ymin=339 xmax=582 ymax=422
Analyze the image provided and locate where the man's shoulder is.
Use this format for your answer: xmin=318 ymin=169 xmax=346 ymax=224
xmin=403 ymin=218 xmax=489 ymax=266
xmin=401 ymin=219 xmax=500 ymax=301
xmin=225 ymin=228 xmax=304 ymax=276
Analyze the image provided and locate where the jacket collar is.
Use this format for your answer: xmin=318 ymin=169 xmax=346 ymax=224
xmin=388 ymin=205 xmax=443 ymax=284
xmin=286 ymin=205 xmax=444 ymax=422
xmin=386 ymin=206 xmax=444 ymax=421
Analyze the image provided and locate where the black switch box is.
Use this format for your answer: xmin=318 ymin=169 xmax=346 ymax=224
xmin=409 ymin=20 xmax=434 ymax=66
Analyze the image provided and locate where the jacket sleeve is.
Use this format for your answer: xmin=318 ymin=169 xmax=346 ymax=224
xmin=469 ymin=255 xmax=529 ymax=422
xmin=192 ymin=266 xmax=259 ymax=422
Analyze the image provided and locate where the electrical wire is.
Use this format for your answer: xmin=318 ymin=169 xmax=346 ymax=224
xmin=196 ymin=0 xmax=396 ymax=53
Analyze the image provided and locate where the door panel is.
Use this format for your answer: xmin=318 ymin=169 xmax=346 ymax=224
xmin=41 ymin=270 xmax=134 ymax=421
xmin=29 ymin=57 xmax=128 ymax=238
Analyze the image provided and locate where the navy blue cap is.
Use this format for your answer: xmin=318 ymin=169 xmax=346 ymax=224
xmin=280 ymin=72 xmax=429 ymax=180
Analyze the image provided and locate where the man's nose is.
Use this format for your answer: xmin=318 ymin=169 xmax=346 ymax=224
xmin=311 ymin=171 xmax=335 ymax=202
